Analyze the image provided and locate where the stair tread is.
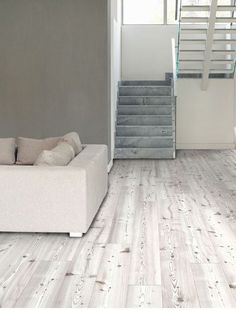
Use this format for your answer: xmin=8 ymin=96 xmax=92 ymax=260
xmin=180 ymin=49 xmax=236 ymax=52
xmin=118 ymin=104 xmax=172 ymax=107
xmin=116 ymin=135 xmax=174 ymax=140
xmin=119 ymin=95 xmax=173 ymax=98
xmin=117 ymin=125 xmax=172 ymax=127
xmin=115 ymin=147 xmax=174 ymax=150
xmin=114 ymin=147 xmax=176 ymax=159
xmin=118 ymin=114 xmax=172 ymax=117
xmin=121 ymin=80 xmax=171 ymax=85
xmin=119 ymin=85 xmax=171 ymax=88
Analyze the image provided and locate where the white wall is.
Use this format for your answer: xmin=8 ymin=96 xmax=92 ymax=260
xmin=122 ymin=25 xmax=178 ymax=80
xmin=110 ymin=0 xmax=122 ymax=164
xmin=176 ymin=79 xmax=235 ymax=149
xmin=121 ymin=24 xmax=235 ymax=150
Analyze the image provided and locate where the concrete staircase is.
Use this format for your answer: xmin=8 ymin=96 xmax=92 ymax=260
xmin=114 ymin=78 xmax=176 ymax=159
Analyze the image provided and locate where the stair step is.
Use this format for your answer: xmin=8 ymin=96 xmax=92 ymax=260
xmin=211 ymin=59 xmax=234 ymax=64
xmin=181 ymin=5 xmax=210 ymax=11
xmin=180 ymin=28 xmax=207 ymax=34
xmin=217 ymin=5 xmax=236 ymax=11
xmin=115 ymin=148 xmax=175 ymax=159
xmin=179 ymin=59 xmax=203 ymax=62
xmin=180 ymin=28 xmax=236 ymax=34
xmin=180 ymin=39 xmax=206 ymax=45
xmin=179 ymin=59 xmax=234 ymax=64
xmin=180 ymin=49 xmax=236 ymax=55
xmin=116 ymin=136 xmax=173 ymax=148
xmin=181 ymin=5 xmax=236 ymax=12
xmin=213 ymin=49 xmax=236 ymax=54
xmin=181 ymin=17 xmax=236 ymax=23
xmin=181 ymin=17 xmax=209 ymax=23
xmin=178 ymin=68 xmax=203 ymax=73
xmin=119 ymin=96 xmax=173 ymax=105
xmin=120 ymin=80 xmax=171 ymax=86
xmin=117 ymin=105 xmax=172 ymax=115
xmin=178 ymin=68 xmax=234 ymax=74
xmin=216 ymin=17 xmax=236 ymax=23
xmin=213 ymin=39 xmax=236 ymax=44
xmin=215 ymin=28 xmax=236 ymax=34
xmin=116 ymin=125 xmax=173 ymax=137
xmin=117 ymin=115 xmax=173 ymax=126
xmin=210 ymin=68 xmax=234 ymax=73
xmin=119 ymin=86 xmax=171 ymax=96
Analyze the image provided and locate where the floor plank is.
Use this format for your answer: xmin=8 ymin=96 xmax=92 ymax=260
xmin=0 ymin=150 xmax=235 ymax=307
xmin=126 ymin=285 xmax=162 ymax=308
xmin=191 ymin=263 xmax=236 ymax=307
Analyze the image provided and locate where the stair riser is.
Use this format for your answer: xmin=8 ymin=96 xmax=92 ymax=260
xmin=115 ymin=148 xmax=175 ymax=159
xmin=117 ymin=116 xmax=172 ymax=126
xmin=116 ymin=126 xmax=173 ymax=137
xmin=119 ymin=86 xmax=171 ymax=96
xmin=120 ymin=80 xmax=171 ymax=86
xmin=118 ymin=106 xmax=172 ymax=115
xmin=116 ymin=137 xmax=173 ymax=148
xmin=119 ymin=96 xmax=173 ymax=105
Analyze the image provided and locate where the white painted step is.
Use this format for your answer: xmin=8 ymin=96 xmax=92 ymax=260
xmin=181 ymin=5 xmax=236 ymax=12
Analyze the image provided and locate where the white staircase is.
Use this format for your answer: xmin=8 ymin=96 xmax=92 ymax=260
xmin=177 ymin=0 xmax=236 ymax=89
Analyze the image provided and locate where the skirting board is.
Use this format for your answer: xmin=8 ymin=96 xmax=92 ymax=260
xmin=107 ymin=160 xmax=113 ymax=173
xmin=176 ymin=143 xmax=235 ymax=149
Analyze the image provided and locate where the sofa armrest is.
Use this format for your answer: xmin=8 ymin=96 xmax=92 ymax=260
xmin=69 ymin=144 xmax=108 ymax=167
xmin=69 ymin=144 xmax=108 ymax=231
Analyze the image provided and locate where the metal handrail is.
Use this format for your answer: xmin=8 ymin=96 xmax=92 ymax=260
xmin=176 ymin=0 xmax=182 ymax=77
xmin=171 ymin=38 xmax=177 ymax=97
xmin=231 ymin=0 xmax=236 ymax=76
xmin=175 ymin=0 xmax=179 ymax=21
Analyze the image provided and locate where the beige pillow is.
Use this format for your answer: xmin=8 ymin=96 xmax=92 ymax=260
xmin=17 ymin=137 xmax=60 ymax=165
xmin=60 ymin=132 xmax=82 ymax=155
xmin=34 ymin=142 xmax=75 ymax=166
xmin=0 ymin=138 xmax=16 ymax=165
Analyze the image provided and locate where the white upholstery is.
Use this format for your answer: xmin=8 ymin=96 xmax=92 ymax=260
xmin=0 ymin=138 xmax=16 ymax=165
xmin=34 ymin=142 xmax=75 ymax=166
xmin=60 ymin=132 xmax=82 ymax=155
xmin=17 ymin=137 xmax=60 ymax=165
xmin=0 ymin=144 xmax=108 ymax=234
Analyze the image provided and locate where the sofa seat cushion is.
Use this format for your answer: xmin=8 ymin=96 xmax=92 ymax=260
xmin=17 ymin=137 xmax=60 ymax=165
xmin=34 ymin=142 xmax=75 ymax=166
xmin=60 ymin=132 xmax=82 ymax=155
xmin=0 ymin=138 xmax=16 ymax=165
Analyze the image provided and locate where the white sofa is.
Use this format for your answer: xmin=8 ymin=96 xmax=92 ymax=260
xmin=0 ymin=144 xmax=108 ymax=237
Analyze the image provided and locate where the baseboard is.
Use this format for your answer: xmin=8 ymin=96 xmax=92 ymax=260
xmin=176 ymin=143 xmax=235 ymax=150
xmin=107 ymin=160 xmax=113 ymax=173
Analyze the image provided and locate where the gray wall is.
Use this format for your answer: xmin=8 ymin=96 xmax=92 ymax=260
xmin=0 ymin=0 xmax=110 ymax=158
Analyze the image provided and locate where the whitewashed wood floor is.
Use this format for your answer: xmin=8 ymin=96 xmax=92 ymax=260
xmin=0 ymin=150 xmax=236 ymax=308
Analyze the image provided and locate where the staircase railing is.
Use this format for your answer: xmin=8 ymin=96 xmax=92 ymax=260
xmin=231 ymin=0 xmax=236 ymax=76
xmin=171 ymin=38 xmax=177 ymax=97
xmin=176 ymin=0 xmax=182 ymax=78
xmin=176 ymin=0 xmax=236 ymax=88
